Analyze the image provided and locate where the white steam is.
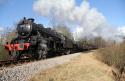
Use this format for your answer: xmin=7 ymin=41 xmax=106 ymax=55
xmin=33 ymin=0 xmax=125 ymax=42
xmin=117 ymin=26 xmax=125 ymax=38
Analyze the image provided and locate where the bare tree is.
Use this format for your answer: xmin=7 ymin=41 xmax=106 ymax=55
xmin=0 ymin=26 xmax=16 ymax=45
xmin=0 ymin=27 xmax=11 ymax=44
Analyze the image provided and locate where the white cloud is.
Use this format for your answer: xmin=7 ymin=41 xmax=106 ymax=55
xmin=33 ymin=0 xmax=124 ymax=42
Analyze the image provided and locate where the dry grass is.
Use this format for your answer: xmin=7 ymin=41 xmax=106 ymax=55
xmin=29 ymin=52 xmax=114 ymax=81
xmin=96 ymin=43 xmax=125 ymax=81
xmin=96 ymin=43 xmax=125 ymax=70
xmin=0 ymin=46 xmax=9 ymax=61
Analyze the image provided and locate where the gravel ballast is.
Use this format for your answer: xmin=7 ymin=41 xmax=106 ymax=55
xmin=0 ymin=53 xmax=80 ymax=81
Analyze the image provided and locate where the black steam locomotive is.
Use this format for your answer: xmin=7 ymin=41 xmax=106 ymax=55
xmin=5 ymin=17 xmax=76 ymax=60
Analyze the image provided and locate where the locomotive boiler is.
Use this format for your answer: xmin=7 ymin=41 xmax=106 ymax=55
xmin=4 ymin=17 xmax=74 ymax=60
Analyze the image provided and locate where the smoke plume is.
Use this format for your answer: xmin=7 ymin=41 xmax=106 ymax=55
xmin=33 ymin=0 xmax=124 ymax=42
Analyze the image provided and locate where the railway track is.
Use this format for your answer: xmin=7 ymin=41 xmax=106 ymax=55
xmin=0 ymin=54 xmax=63 ymax=68
xmin=0 ymin=59 xmax=35 ymax=67
xmin=0 ymin=52 xmax=69 ymax=68
xmin=0 ymin=50 xmax=90 ymax=68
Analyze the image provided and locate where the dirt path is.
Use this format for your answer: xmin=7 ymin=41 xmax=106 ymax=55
xmin=29 ymin=51 xmax=114 ymax=81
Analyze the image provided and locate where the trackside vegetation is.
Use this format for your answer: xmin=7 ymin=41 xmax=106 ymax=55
xmin=96 ymin=42 xmax=125 ymax=81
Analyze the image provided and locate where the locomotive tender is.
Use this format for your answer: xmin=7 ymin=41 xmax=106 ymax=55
xmin=5 ymin=17 xmax=74 ymax=60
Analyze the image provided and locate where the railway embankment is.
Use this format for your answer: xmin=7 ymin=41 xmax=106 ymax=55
xmin=29 ymin=51 xmax=114 ymax=81
xmin=0 ymin=53 xmax=80 ymax=81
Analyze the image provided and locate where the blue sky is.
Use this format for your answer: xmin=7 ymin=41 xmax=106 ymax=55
xmin=0 ymin=0 xmax=125 ymax=28
xmin=88 ymin=0 xmax=125 ymax=27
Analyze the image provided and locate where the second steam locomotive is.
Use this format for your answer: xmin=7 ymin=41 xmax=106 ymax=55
xmin=5 ymin=17 xmax=77 ymax=60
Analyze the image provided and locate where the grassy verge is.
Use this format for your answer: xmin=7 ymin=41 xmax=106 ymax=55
xmin=96 ymin=43 xmax=125 ymax=81
xmin=0 ymin=45 xmax=9 ymax=61
xmin=29 ymin=52 xmax=113 ymax=81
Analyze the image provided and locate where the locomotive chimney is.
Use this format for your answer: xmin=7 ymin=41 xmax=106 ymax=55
xmin=28 ymin=18 xmax=34 ymax=23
